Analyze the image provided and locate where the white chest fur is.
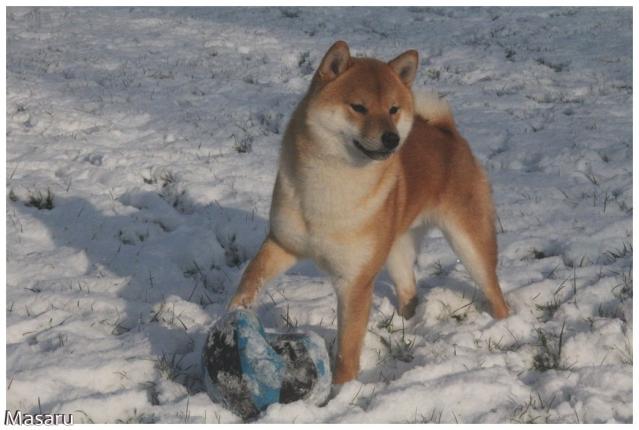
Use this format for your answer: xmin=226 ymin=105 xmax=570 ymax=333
xmin=270 ymin=155 xmax=396 ymax=280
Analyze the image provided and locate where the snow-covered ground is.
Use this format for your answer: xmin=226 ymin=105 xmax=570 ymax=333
xmin=5 ymin=6 xmax=632 ymax=423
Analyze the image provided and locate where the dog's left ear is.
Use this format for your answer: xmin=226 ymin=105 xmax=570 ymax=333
xmin=388 ymin=50 xmax=419 ymax=87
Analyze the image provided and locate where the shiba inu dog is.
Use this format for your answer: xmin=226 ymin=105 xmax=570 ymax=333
xmin=229 ymin=41 xmax=509 ymax=384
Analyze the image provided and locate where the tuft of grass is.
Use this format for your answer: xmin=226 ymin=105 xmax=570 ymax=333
xmin=144 ymin=169 xmax=194 ymax=214
xmin=511 ymin=392 xmax=556 ymax=423
xmin=580 ymin=170 xmax=600 ymax=186
xmin=426 ymin=68 xmax=441 ymax=81
xmin=99 ymin=308 xmax=130 ymax=335
xmin=142 ymin=168 xmax=177 ymax=186
xmin=150 ymin=300 xmax=188 ymax=330
xmin=437 ymin=300 xmax=474 ymax=323
xmin=412 ymin=408 xmax=444 ymax=423
xmin=176 ymin=396 xmax=192 ymax=423
xmin=486 ymin=332 xmax=523 ymax=353
xmin=280 ymin=304 xmax=298 ymax=330
xmin=544 ymin=264 xmax=561 ymax=280
xmin=116 ymin=409 xmax=157 ymax=424
xmin=74 ymin=410 xmax=95 ymax=424
xmin=615 ymin=336 xmax=632 ymax=365
xmin=375 ymin=315 xmax=415 ymax=363
xmin=376 ymin=311 xmax=395 ymax=332
xmin=159 ymin=171 xmax=178 ymax=187
xmin=611 ymin=267 xmax=632 ymax=302
xmin=155 ymin=350 xmax=202 ymax=395
xmin=25 ymin=189 xmax=54 ymax=210
xmin=219 ymin=233 xmax=243 ymax=267
xmin=535 ymin=282 xmax=566 ymax=321
xmin=183 ymin=260 xmax=225 ymax=297
xmin=532 ymin=321 xmax=567 ymax=372
xmin=232 ymin=129 xmax=253 ymax=153
xmin=155 ymin=352 xmax=191 ymax=382
xmin=604 ymin=242 xmax=632 ymax=264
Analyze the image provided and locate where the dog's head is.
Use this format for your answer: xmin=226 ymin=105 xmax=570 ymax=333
xmin=305 ymin=41 xmax=418 ymax=164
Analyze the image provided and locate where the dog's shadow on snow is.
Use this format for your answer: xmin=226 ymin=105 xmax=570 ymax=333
xmin=21 ymin=191 xmax=273 ymax=395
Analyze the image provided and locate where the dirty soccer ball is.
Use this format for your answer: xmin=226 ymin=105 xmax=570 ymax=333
xmin=201 ymin=309 xmax=331 ymax=420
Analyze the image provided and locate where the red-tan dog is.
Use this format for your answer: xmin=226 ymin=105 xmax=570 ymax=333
xmin=229 ymin=41 xmax=509 ymax=384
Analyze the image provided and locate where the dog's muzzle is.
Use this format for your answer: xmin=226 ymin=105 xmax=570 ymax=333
xmin=353 ymin=139 xmax=394 ymax=160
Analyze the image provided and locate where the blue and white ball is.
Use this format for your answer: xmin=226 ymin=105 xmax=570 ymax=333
xmin=201 ymin=310 xmax=331 ymax=420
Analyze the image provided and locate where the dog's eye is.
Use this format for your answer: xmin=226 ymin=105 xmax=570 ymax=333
xmin=350 ymin=104 xmax=368 ymax=114
xmin=389 ymin=106 xmax=399 ymax=115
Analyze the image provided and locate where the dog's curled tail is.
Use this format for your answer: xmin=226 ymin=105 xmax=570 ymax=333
xmin=413 ymin=90 xmax=456 ymax=132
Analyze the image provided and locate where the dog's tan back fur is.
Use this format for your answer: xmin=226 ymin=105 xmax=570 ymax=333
xmin=229 ymin=41 xmax=509 ymax=385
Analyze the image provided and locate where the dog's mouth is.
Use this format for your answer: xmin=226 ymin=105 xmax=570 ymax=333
xmin=353 ymin=139 xmax=393 ymax=161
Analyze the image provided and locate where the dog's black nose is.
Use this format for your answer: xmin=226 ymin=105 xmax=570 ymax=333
xmin=381 ymin=132 xmax=400 ymax=150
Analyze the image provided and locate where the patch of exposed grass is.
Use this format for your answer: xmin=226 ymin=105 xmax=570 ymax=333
xmin=411 ymin=408 xmax=444 ymax=423
xmin=535 ymin=282 xmax=567 ymax=321
xmin=535 ymin=300 xmax=560 ymax=319
xmin=374 ymin=313 xmax=415 ymax=364
xmin=532 ymin=321 xmax=567 ymax=372
xmin=25 ymin=189 xmax=54 ymax=210
xmin=280 ymin=304 xmax=298 ymax=330
xmin=232 ymin=131 xmax=253 ymax=154
xmin=150 ymin=300 xmax=188 ymax=330
xmin=612 ymin=267 xmax=632 ymax=302
xmin=156 ymin=352 xmax=191 ymax=382
xmin=218 ymin=233 xmax=243 ymax=267
xmin=437 ymin=299 xmax=474 ymax=323
xmin=604 ymin=241 xmax=632 ymax=264
xmin=155 ymin=350 xmax=202 ymax=395
xmin=73 ymin=410 xmax=95 ymax=424
xmin=511 ymin=392 xmax=556 ymax=423
xmin=116 ymin=408 xmax=157 ymax=424
xmin=183 ymin=260 xmax=225 ymax=299
xmin=486 ymin=331 xmax=523 ymax=353
xmin=615 ymin=336 xmax=632 ymax=365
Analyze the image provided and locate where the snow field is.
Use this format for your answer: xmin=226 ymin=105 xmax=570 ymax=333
xmin=6 ymin=7 xmax=632 ymax=423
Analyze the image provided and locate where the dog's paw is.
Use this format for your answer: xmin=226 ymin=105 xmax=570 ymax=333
xmin=491 ymin=303 xmax=510 ymax=320
xmin=398 ymin=296 xmax=418 ymax=320
xmin=227 ymin=294 xmax=255 ymax=311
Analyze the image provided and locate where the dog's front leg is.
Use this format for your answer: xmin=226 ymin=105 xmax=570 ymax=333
xmin=228 ymin=236 xmax=297 ymax=310
xmin=332 ymin=276 xmax=375 ymax=384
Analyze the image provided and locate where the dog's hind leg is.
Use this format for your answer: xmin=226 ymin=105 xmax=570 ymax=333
xmin=228 ymin=236 xmax=298 ymax=310
xmin=436 ymin=194 xmax=509 ymax=320
xmin=386 ymin=229 xmax=423 ymax=319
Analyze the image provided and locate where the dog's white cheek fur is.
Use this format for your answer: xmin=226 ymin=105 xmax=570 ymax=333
xmin=307 ymin=107 xmax=358 ymax=161
xmin=396 ymin=111 xmax=414 ymax=148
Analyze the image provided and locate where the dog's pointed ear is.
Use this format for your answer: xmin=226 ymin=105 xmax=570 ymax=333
xmin=317 ymin=41 xmax=351 ymax=81
xmin=388 ymin=50 xmax=419 ymax=87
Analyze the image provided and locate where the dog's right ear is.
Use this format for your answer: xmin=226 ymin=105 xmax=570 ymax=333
xmin=317 ymin=41 xmax=351 ymax=81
